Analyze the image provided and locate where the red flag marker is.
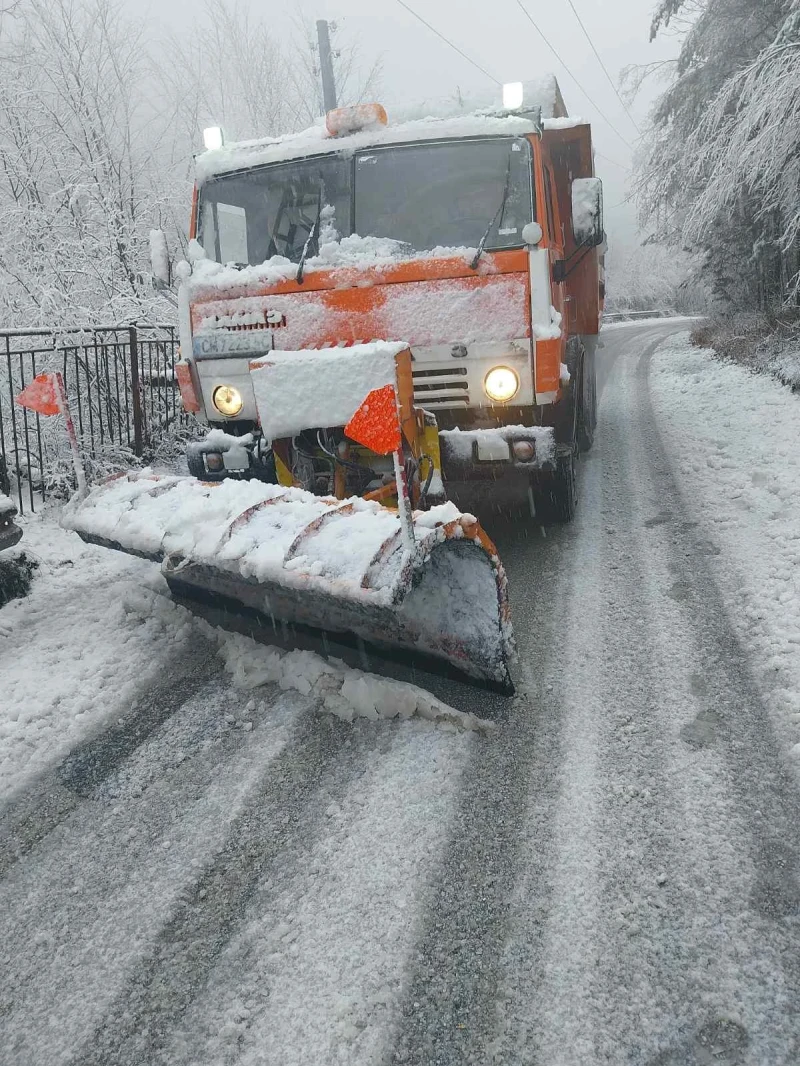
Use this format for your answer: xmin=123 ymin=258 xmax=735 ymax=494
xmin=16 ymin=373 xmax=61 ymax=417
xmin=16 ymin=372 xmax=87 ymax=498
xmin=344 ymin=384 xmax=401 ymax=456
xmin=345 ymin=383 xmax=415 ymax=552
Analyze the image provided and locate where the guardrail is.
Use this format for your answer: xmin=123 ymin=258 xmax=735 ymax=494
xmin=0 ymin=325 xmax=189 ymax=513
xmin=602 ymin=310 xmax=671 ymax=323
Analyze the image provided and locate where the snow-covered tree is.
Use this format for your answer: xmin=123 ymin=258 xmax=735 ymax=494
xmin=0 ymin=0 xmax=381 ymax=326
xmin=605 ymin=241 xmax=708 ymax=313
xmin=637 ymin=0 xmax=799 ymax=310
xmin=0 ymin=0 xmax=169 ymax=323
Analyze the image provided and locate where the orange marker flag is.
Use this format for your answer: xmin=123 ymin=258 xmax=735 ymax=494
xmin=345 ymin=383 xmax=415 ymax=552
xmin=16 ymin=373 xmax=61 ymax=416
xmin=344 ymin=384 xmax=401 ymax=456
xmin=15 ymin=372 xmax=87 ymax=498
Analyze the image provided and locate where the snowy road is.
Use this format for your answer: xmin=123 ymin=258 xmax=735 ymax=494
xmin=3 ymin=321 xmax=800 ymax=1065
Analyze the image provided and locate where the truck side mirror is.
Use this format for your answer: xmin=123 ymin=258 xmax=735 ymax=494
xmin=571 ymin=178 xmax=604 ymax=248
xmin=149 ymin=228 xmax=172 ymax=289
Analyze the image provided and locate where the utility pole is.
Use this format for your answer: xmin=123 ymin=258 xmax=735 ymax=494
xmin=316 ymin=19 xmax=338 ymax=112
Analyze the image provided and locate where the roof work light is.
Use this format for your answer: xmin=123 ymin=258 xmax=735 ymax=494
xmin=502 ymin=82 xmax=525 ymax=110
xmin=203 ymin=126 xmax=225 ymax=151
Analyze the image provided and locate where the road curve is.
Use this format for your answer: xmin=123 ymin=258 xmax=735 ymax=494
xmin=2 ymin=321 xmax=799 ymax=1066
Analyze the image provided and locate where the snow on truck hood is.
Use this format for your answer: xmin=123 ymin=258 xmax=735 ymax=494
xmin=186 ymin=234 xmax=487 ymax=298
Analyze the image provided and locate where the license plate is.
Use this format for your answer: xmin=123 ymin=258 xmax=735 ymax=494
xmin=192 ymin=331 xmax=273 ymax=358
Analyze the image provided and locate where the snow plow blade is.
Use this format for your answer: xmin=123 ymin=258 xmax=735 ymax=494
xmin=62 ymin=473 xmax=515 ymax=692
xmin=0 ymin=497 xmax=23 ymax=552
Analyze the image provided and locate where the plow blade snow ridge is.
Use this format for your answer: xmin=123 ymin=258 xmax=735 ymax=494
xmin=62 ymin=473 xmax=515 ymax=692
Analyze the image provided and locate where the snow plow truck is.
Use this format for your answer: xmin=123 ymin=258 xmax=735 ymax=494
xmin=65 ymin=79 xmax=604 ymax=694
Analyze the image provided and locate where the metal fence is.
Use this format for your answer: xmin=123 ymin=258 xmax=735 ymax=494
xmin=0 ymin=325 xmax=189 ymax=513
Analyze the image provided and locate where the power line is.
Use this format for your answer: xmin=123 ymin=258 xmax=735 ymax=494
xmin=514 ymin=0 xmax=634 ymax=152
xmin=395 ymin=0 xmax=502 ymax=87
xmin=596 ymin=151 xmax=630 ymax=172
xmin=563 ymin=0 xmax=641 ymax=133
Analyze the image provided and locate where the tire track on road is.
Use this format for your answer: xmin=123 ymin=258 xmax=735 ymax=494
xmin=63 ymin=711 xmax=380 ymax=1066
xmin=385 ymin=486 xmax=581 ymax=1063
xmin=0 ymin=638 xmax=221 ymax=878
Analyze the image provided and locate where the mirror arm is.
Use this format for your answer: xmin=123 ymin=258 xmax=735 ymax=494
xmin=553 ymin=240 xmax=594 ymax=283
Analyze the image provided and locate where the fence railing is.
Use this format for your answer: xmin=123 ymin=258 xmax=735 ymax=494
xmin=0 ymin=325 xmax=190 ymax=513
xmin=602 ymin=309 xmax=670 ymax=323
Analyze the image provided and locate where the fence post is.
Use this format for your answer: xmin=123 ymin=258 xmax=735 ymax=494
xmin=129 ymin=325 xmax=143 ymax=457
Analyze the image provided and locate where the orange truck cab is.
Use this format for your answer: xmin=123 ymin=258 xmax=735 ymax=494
xmin=172 ymin=79 xmax=604 ymax=521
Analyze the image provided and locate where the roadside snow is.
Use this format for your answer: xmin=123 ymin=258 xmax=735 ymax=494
xmin=601 ymin=315 xmax=701 ymax=331
xmin=0 ymin=515 xmax=192 ymax=802
xmin=650 ymin=335 xmax=800 ymax=760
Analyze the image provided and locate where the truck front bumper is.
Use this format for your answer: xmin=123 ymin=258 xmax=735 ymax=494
xmin=439 ymin=426 xmax=557 ymax=482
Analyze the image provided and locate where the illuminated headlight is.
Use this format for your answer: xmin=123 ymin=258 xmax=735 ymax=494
xmin=483 ymin=366 xmax=520 ymax=404
xmin=212 ymin=384 xmax=243 ymax=417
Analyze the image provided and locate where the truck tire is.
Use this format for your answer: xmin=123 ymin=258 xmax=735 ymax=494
xmin=533 ymin=451 xmax=577 ymax=524
xmin=187 ymin=446 xmax=208 ymax=480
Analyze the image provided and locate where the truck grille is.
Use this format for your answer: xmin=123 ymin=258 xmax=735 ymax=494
xmin=412 ymin=367 xmax=470 ymax=409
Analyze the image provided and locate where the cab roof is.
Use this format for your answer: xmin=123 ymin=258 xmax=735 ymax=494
xmin=195 ymin=75 xmax=576 ymax=184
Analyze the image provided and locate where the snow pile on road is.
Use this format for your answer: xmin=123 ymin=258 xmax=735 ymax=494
xmin=651 ymin=335 xmax=800 ymax=760
xmin=124 ymin=584 xmax=493 ymax=733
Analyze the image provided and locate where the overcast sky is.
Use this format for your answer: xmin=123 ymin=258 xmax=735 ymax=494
xmin=138 ymin=0 xmax=680 ymax=251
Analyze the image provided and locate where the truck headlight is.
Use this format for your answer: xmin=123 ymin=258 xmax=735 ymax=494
xmin=483 ymin=366 xmax=519 ymax=403
xmin=212 ymin=384 xmax=243 ymax=417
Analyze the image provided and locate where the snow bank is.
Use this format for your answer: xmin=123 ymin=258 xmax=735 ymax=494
xmin=650 ymin=335 xmax=800 ymax=761
xmin=125 ymin=585 xmax=493 ymax=733
xmin=0 ymin=492 xmax=15 ymax=516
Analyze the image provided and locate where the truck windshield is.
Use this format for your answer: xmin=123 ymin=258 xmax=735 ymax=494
xmin=354 ymin=138 xmax=534 ymax=253
xmin=198 ymin=155 xmax=351 ymax=266
xmin=197 ymin=137 xmax=534 ymax=266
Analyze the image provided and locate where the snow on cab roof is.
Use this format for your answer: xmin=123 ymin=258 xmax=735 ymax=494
xmin=196 ymin=114 xmax=540 ymax=183
xmin=196 ymin=75 xmax=572 ymax=183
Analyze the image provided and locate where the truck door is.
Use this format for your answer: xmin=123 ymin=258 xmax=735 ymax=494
xmin=543 ymin=164 xmax=567 ymax=334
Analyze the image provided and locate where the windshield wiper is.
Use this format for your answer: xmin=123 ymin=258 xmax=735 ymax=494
xmin=470 ymin=151 xmax=514 ymax=271
xmin=296 ymin=185 xmax=324 ymax=284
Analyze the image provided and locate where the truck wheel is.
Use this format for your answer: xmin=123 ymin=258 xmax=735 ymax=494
xmin=187 ymin=447 xmax=208 ymax=480
xmin=577 ymin=346 xmax=597 ymax=453
xmin=530 ymin=451 xmax=577 ymax=524
xmin=550 ymin=452 xmax=577 ymax=522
